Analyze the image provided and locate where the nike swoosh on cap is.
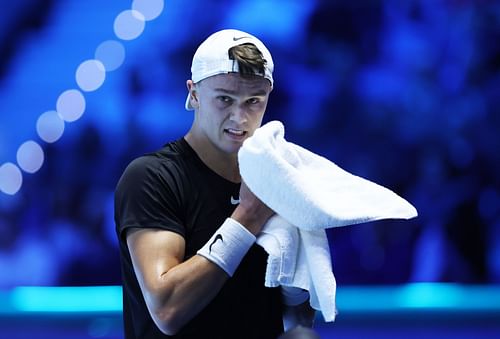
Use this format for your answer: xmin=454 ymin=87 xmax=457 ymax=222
xmin=233 ymin=36 xmax=250 ymax=41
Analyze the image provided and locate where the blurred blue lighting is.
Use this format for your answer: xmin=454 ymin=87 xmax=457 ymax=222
xmin=95 ymin=40 xmax=126 ymax=72
xmin=227 ymin=0 xmax=314 ymax=42
xmin=9 ymin=286 xmax=122 ymax=313
xmin=478 ymin=188 xmax=500 ymax=220
xmin=2 ymin=284 xmax=499 ymax=315
xmin=356 ymin=67 xmax=403 ymax=103
xmin=383 ymin=24 xmax=434 ymax=71
xmin=36 ymin=110 xmax=65 ymax=143
xmin=397 ymin=283 xmax=462 ymax=309
xmin=337 ymin=283 xmax=500 ymax=312
xmin=0 ymin=162 xmax=23 ymax=195
xmin=16 ymin=140 xmax=44 ymax=174
xmin=56 ymin=89 xmax=86 ymax=122
xmin=132 ymin=0 xmax=164 ymax=21
xmin=114 ymin=10 xmax=145 ymax=41
xmin=76 ymin=60 xmax=106 ymax=92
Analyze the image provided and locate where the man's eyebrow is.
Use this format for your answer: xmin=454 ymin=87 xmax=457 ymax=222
xmin=213 ymin=88 xmax=268 ymax=96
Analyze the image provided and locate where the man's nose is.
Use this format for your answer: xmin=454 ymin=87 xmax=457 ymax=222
xmin=229 ymin=104 xmax=248 ymax=123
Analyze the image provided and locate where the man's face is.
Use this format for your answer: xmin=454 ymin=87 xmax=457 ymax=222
xmin=190 ymin=73 xmax=272 ymax=155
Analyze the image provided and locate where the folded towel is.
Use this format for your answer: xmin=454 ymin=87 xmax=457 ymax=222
xmin=256 ymin=215 xmax=337 ymax=321
xmin=238 ymin=120 xmax=418 ymax=322
xmin=255 ymin=215 xmax=300 ymax=286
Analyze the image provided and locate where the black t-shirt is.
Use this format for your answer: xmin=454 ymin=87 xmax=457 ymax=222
xmin=115 ymin=138 xmax=283 ymax=339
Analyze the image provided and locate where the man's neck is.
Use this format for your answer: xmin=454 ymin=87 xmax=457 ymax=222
xmin=184 ymin=132 xmax=241 ymax=183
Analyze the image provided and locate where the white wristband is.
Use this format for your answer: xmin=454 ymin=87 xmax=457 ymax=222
xmin=197 ymin=218 xmax=256 ymax=277
xmin=281 ymin=286 xmax=310 ymax=306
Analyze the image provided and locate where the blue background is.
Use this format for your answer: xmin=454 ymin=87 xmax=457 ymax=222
xmin=0 ymin=0 xmax=499 ymax=290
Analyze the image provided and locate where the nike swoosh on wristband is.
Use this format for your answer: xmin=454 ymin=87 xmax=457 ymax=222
xmin=230 ymin=196 xmax=240 ymax=205
xmin=209 ymin=234 xmax=223 ymax=253
xmin=233 ymin=36 xmax=249 ymax=41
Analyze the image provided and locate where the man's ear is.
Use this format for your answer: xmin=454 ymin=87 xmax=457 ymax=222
xmin=186 ymin=80 xmax=199 ymax=109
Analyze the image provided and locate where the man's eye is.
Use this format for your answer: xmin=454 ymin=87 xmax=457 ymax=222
xmin=218 ymin=96 xmax=232 ymax=103
xmin=247 ymin=98 xmax=260 ymax=104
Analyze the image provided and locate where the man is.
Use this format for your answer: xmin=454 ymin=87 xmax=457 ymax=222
xmin=115 ymin=29 xmax=314 ymax=339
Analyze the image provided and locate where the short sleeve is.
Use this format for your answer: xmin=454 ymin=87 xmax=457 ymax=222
xmin=114 ymin=155 xmax=186 ymax=240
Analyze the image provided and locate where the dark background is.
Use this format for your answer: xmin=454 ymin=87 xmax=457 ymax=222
xmin=0 ymin=0 xmax=499 ymax=289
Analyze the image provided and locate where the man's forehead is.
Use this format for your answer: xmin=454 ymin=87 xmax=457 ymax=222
xmin=199 ymin=73 xmax=271 ymax=92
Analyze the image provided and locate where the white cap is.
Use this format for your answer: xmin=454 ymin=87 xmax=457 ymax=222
xmin=185 ymin=29 xmax=274 ymax=110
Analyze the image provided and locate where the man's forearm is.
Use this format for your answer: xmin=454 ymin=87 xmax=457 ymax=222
xmin=146 ymin=254 xmax=229 ymax=335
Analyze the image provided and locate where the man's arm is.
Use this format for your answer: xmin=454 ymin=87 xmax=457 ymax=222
xmin=126 ymin=181 xmax=274 ymax=335
xmin=127 ymin=228 xmax=229 ymax=335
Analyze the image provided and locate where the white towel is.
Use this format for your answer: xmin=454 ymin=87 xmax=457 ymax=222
xmin=238 ymin=121 xmax=418 ymax=322
xmin=239 ymin=121 xmax=418 ymax=230
xmin=256 ymin=215 xmax=338 ymax=321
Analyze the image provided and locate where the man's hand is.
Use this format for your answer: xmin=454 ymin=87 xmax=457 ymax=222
xmin=231 ymin=180 xmax=274 ymax=235
xmin=282 ymin=301 xmax=316 ymax=331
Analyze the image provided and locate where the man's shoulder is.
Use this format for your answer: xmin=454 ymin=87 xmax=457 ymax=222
xmin=127 ymin=139 xmax=188 ymax=172
xmin=116 ymin=140 xmax=185 ymax=189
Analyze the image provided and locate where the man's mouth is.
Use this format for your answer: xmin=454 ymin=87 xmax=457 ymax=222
xmin=224 ymin=128 xmax=246 ymax=137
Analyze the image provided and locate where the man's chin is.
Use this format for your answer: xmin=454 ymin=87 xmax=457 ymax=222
xmin=220 ymin=142 xmax=243 ymax=155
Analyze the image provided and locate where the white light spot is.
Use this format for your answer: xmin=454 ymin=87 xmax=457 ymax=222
xmin=114 ymin=10 xmax=145 ymax=41
xmin=0 ymin=163 xmax=23 ymax=195
xmin=76 ymin=59 xmax=106 ymax=92
xmin=95 ymin=40 xmax=126 ymax=72
xmin=56 ymin=89 xmax=86 ymax=122
xmin=36 ymin=110 xmax=65 ymax=143
xmin=17 ymin=140 xmax=44 ymax=174
xmin=132 ymin=0 xmax=164 ymax=21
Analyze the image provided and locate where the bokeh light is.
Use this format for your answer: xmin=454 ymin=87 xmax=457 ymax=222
xmin=56 ymin=89 xmax=86 ymax=122
xmin=36 ymin=110 xmax=65 ymax=143
xmin=94 ymin=40 xmax=126 ymax=72
xmin=132 ymin=0 xmax=164 ymax=21
xmin=113 ymin=10 xmax=145 ymax=41
xmin=16 ymin=140 xmax=44 ymax=174
xmin=75 ymin=59 xmax=106 ymax=92
xmin=0 ymin=162 xmax=23 ymax=195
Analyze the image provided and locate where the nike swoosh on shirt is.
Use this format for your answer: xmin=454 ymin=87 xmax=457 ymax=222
xmin=230 ymin=196 xmax=240 ymax=205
